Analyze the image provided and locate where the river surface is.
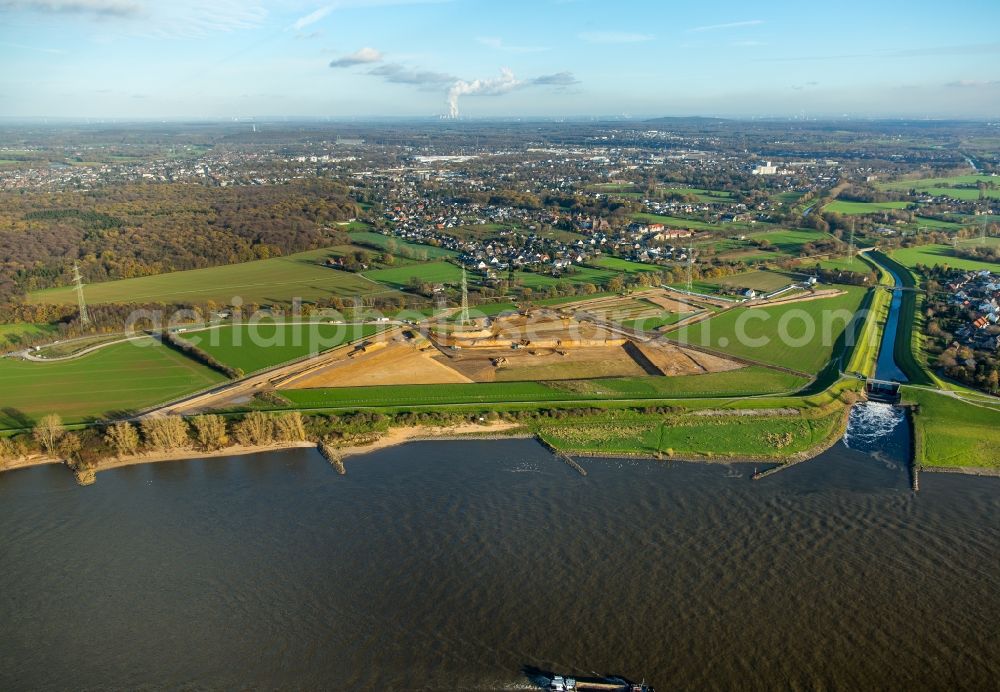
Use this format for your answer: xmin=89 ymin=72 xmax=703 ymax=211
xmin=873 ymin=261 xmax=909 ymax=384
xmin=1 ymin=439 xmax=998 ymax=691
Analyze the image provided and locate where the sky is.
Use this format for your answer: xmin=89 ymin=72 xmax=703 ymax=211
xmin=1 ymin=0 xmax=999 ymax=119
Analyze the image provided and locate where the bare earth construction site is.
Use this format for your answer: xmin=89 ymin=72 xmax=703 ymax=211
xmin=283 ymin=289 xmax=742 ymax=391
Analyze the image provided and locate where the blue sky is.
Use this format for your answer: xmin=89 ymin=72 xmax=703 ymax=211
xmin=1 ymin=0 xmax=999 ymax=118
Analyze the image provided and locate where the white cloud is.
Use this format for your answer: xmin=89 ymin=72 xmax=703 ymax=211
xmin=329 ymin=46 xmax=383 ymax=67
xmin=292 ymin=5 xmax=332 ymax=30
xmin=578 ymin=31 xmax=653 ymax=44
xmin=688 ymin=19 xmax=763 ymax=33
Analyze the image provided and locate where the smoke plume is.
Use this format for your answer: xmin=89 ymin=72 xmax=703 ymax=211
xmin=446 ymin=67 xmax=520 ymax=118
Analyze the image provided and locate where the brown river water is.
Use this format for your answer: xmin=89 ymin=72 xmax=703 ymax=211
xmin=1 ymin=427 xmax=998 ymax=691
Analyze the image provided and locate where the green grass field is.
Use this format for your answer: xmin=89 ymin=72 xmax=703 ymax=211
xmin=670 ymin=287 xmax=868 ymax=373
xmin=28 ymin=248 xmax=395 ymax=306
xmin=904 ymin=388 xmax=1000 ymax=468
xmin=347 ymin=231 xmax=457 ymax=259
xmin=748 ymin=229 xmax=831 ymax=255
xmin=880 ymin=174 xmax=1000 ymax=192
xmin=0 ymin=338 xmax=225 ymax=428
xmin=824 ymin=201 xmax=911 ymax=215
xmin=534 ymin=292 xmax=616 ymax=307
xmin=452 ymin=302 xmax=518 ymax=320
xmin=905 ymin=216 xmax=966 ymax=231
xmin=632 ymin=213 xmax=718 ymax=230
xmin=180 ymin=323 xmax=384 ymax=373
xmin=513 ymin=267 xmax=618 ymax=289
xmin=890 ymin=245 xmax=1000 ymax=272
xmin=806 ymin=255 xmax=872 ymax=273
xmin=588 ymin=183 xmax=636 ymax=193
xmin=279 ymin=368 xmax=806 ymax=410
xmin=772 ymin=191 xmax=806 ymax=205
xmin=662 ymin=187 xmax=735 ymax=204
xmin=917 ymin=187 xmax=1000 ymax=201
xmin=363 ymin=261 xmax=464 ymax=289
xmin=689 ymin=270 xmax=797 ymax=293
xmin=958 ymin=236 xmax=1000 ymax=248
xmin=588 ymin=256 xmax=660 ymax=273
xmin=535 ymin=408 xmax=842 ymax=458
xmin=0 ymin=323 xmax=56 ymax=348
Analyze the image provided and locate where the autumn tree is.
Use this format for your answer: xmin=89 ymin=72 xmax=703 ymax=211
xmin=32 ymin=414 xmax=65 ymax=456
xmin=104 ymin=421 xmax=140 ymax=458
xmin=141 ymin=416 xmax=190 ymax=451
xmin=191 ymin=414 xmax=229 ymax=451
xmin=57 ymin=433 xmax=83 ymax=464
xmin=0 ymin=436 xmax=28 ymax=467
xmin=273 ymin=412 xmax=307 ymax=443
xmin=233 ymin=411 xmax=275 ymax=447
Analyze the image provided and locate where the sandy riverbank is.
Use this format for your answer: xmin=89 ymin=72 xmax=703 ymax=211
xmin=0 ymin=422 xmax=528 ymax=483
xmin=335 ymin=421 xmax=527 ymax=458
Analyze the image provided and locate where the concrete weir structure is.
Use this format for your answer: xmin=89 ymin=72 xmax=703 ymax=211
xmin=865 ymin=378 xmax=901 ymax=404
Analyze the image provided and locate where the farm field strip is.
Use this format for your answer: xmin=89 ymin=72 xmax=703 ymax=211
xmin=180 ymin=323 xmax=385 ymax=373
xmin=28 ymin=248 xmax=396 ymax=305
xmin=0 ymin=338 xmax=225 ymax=427
xmin=823 ymin=200 xmax=911 ymax=215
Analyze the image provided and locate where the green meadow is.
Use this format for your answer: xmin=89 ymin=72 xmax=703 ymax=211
xmin=364 ymin=261 xmax=464 ymax=289
xmin=180 ymin=322 xmax=384 ymax=373
xmin=28 ymin=248 xmax=394 ymax=306
xmin=917 ymin=187 xmax=1000 ymax=201
xmin=824 ymin=200 xmax=911 ymax=215
xmin=662 ymin=187 xmax=735 ymax=204
xmin=705 ymin=270 xmax=798 ymax=293
xmin=535 ymin=408 xmax=842 ymax=458
xmin=880 ymin=173 xmax=999 ymax=191
xmin=0 ymin=338 xmax=225 ymax=428
xmin=512 ymin=267 xmax=618 ymax=289
xmin=891 ymin=245 xmax=1000 ymax=272
xmin=0 ymin=323 xmax=56 ymax=348
xmin=632 ymin=213 xmax=718 ymax=230
xmin=588 ymin=256 xmax=660 ymax=273
xmin=748 ymin=229 xmax=831 ymax=255
xmin=905 ymin=388 xmax=1000 ymax=468
xmin=670 ymin=287 xmax=869 ymax=374
xmin=348 ymin=231 xmax=458 ymax=259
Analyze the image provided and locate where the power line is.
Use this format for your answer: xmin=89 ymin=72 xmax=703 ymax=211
xmin=460 ymin=266 xmax=469 ymax=325
xmin=72 ymin=262 xmax=90 ymax=327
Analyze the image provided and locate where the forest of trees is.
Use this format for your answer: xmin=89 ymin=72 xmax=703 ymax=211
xmin=0 ymin=177 xmax=359 ymax=304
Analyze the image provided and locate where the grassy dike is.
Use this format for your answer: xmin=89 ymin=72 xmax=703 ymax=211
xmin=904 ymin=388 xmax=1000 ymax=471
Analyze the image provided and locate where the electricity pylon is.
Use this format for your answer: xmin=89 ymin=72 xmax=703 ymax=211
xmin=73 ymin=262 xmax=90 ymax=327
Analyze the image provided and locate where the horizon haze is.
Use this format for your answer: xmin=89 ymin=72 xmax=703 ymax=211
xmin=2 ymin=0 xmax=999 ymax=119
